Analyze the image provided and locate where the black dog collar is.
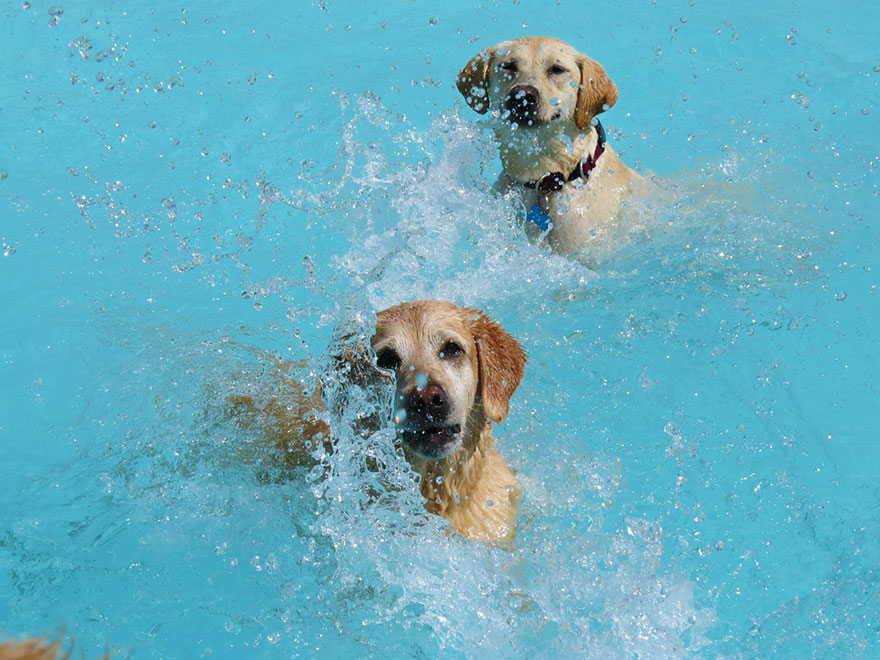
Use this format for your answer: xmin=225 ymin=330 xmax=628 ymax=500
xmin=522 ymin=121 xmax=607 ymax=195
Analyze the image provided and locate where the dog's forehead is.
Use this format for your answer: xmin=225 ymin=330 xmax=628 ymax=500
xmin=372 ymin=301 xmax=472 ymax=350
xmin=500 ymin=37 xmax=580 ymax=63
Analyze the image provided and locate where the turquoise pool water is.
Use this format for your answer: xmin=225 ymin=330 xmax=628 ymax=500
xmin=2 ymin=0 xmax=877 ymax=657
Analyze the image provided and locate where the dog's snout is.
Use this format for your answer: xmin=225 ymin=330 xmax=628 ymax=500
xmin=406 ymin=383 xmax=449 ymax=424
xmin=505 ymin=84 xmax=540 ymax=122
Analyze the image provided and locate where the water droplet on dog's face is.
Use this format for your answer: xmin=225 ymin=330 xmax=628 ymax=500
xmin=415 ymin=372 xmax=428 ymax=390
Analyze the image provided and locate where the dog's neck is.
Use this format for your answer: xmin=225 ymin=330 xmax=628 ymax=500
xmin=410 ymin=416 xmax=520 ymax=542
xmin=411 ymin=418 xmax=493 ymax=509
xmin=495 ymin=118 xmax=600 ymax=183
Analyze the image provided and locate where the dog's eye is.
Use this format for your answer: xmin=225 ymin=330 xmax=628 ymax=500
xmin=440 ymin=341 xmax=464 ymax=359
xmin=376 ymin=348 xmax=401 ymax=371
xmin=547 ymin=64 xmax=567 ymax=75
xmin=499 ymin=61 xmax=518 ymax=73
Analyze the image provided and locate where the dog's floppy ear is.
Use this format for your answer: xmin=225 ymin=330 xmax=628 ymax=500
xmin=456 ymin=47 xmax=497 ymax=114
xmin=465 ymin=309 xmax=526 ymax=423
xmin=575 ymin=55 xmax=618 ymax=129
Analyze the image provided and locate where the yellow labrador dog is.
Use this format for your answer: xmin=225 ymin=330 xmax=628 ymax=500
xmin=0 ymin=637 xmax=108 ymax=660
xmin=458 ymin=36 xmax=642 ymax=258
xmin=231 ymin=300 xmax=527 ymax=543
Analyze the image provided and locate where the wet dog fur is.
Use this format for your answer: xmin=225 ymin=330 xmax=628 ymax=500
xmin=230 ymin=300 xmax=527 ymax=543
xmin=0 ymin=637 xmax=108 ymax=660
xmin=458 ymin=36 xmax=643 ymax=259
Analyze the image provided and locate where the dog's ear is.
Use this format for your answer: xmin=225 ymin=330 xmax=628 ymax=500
xmin=457 ymin=47 xmax=496 ymax=114
xmin=465 ymin=310 xmax=526 ymax=423
xmin=575 ymin=55 xmax=618 ymax=129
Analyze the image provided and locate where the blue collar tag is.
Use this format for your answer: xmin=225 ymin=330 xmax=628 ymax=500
xmin=527 ymin=204 xmax=553 ymax=231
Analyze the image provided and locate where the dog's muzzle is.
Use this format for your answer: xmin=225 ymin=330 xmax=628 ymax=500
xmin=401 ymin=425 xmax=461 ymax=459
xmin=504 ymin=84 xmax=540 ymax=125
xmin=396 ymin=382 xmax=460 ymax=458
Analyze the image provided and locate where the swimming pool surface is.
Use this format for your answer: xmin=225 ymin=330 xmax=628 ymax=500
xmin=2 ymin=0 xmax=878 ymax=657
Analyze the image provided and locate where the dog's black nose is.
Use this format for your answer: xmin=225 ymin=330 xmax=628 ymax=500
xmin=505 ymin=84 xmax=540 ymax=123
xmin=406 ymin=383 xmax=449 ymax=425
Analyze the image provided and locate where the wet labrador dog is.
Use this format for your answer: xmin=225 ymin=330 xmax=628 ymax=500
xmin=231 ymin=300 xmax=527 ymax=543
xmin=0 ymin=637 xmax=108 ymax=660
xmin=457 ymin=36 xmax=642 ymax=259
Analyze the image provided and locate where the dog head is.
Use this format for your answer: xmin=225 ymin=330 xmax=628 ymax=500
xmin=371 ymin=300 xmax=526 ymax=461
xmin=457 ymin=36 xmax=618 ymax=131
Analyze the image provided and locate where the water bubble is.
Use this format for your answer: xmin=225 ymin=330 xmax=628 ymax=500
xmin=22 ymin=1 xmax=30 ymax=8
xmin=861 ymin=108 xmax=870 ymax=115
xmin=48 ymin=5 xmax=62 ymax=16
xmin=549 ymin=97 xmax=560 ymax=106
xmin=415 ymin=372 xmax=428 ymax=390
xmin=791 ymin=91 xmax=810 ymax=109
xmin=874 ymin=65 xmax=880 ymax=73
xmin=558 ymin=133 xmax=574 ymax=154
xmin=664 ymin=422 xmax=682 ymax=441
xmin=3 ymin=244 xmax=15 ymax=257
xmin=435 ymin=476 xmax=444 ymax=484
xmin=835 ymin=291 xmax=847 ymax=301
xmin=0 ymin=169 xmax=7 ymax=180
xmin=429 ymin=16 xmax=437 ymax=26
